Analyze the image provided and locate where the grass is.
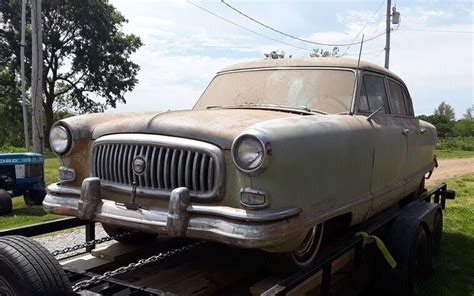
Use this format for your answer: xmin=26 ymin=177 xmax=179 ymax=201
xmin=0 ymin=156 xmax=61 ymax=230
xmin=422 ymin=174 xmax=474 ymax=296
xmin=435 ymin=149 xmax=474 ymax=159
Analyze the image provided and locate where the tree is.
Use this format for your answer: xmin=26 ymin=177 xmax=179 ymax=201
xmin=464 ymin=107 xmax=473 ymax=120
xmin=433 ymin=101 xmax=455 ymax=121
xmin=417 ymin=114 xmax=454 ymax=138
xmin=0 ymin=0 xmax=142 ymax=137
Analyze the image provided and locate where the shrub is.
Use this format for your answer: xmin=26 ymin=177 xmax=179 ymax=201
xmin=437 ymin=137 xmax=474 ymax=151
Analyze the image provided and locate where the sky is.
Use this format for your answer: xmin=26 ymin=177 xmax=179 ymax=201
xmin=108 ymin=0 xmax=473 ymax=118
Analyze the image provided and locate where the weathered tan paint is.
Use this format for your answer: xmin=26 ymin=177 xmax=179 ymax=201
xmin=44 ymin=57 xmax=437 ymax=253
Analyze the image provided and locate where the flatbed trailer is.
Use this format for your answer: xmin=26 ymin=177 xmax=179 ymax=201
xmin=0 ymin=183 xmax=455 ymax=295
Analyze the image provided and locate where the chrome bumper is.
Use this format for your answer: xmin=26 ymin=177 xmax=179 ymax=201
xmin=43 ymin=179 xmax=304 ymax=251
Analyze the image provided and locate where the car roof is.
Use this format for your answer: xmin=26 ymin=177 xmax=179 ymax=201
xmin=218 ymin=57 xmax=403 ymax=81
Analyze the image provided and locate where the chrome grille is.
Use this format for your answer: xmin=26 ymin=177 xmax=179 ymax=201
xmin=91 ymin=134 xmax=224 ymax=199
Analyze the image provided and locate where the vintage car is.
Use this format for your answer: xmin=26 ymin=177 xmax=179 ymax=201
xmin=44 ymin=58 xmax=437 ymax=267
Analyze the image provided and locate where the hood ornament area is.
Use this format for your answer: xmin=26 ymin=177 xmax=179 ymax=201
xmin=123 ymin=155 xmax=147 ymax=210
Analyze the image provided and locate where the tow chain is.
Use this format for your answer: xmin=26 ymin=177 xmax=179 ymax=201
xmin=51 ymin=231 xmax=137 ymax=256
xmin=71 ymin=240 xmax=206 ymax=292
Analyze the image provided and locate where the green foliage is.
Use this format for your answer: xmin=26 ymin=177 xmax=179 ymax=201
xmin=0 ymin=0 xmax=142 ymax=139
xmin=422 ymin=175 xmax=474 ymax=296
xmin=437 ymin=137 xmax=474 ymax=151
xmin=434 ymin=101 xmax=456 ymax=121
xmin=453 ymin=119 xmax=474 ymax=137
xmin=418 ymin=114 xmax=455 ymax=138
xmin=0 ymin=145 xmax=27 ymax=152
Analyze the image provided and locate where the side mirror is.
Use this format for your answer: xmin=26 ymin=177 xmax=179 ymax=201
xmin=367 ymin=108 xmax=383 ymax=121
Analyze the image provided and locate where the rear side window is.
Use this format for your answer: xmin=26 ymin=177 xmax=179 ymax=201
xmin=358 ymin=74 xmax=390 ymax=113
xmin=388 ymin=80 xmax=407 ymax=115
xmin=402 ymin=89 xmax=415 ymax=116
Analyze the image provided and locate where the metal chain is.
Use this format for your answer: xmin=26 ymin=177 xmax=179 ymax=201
xmin=71 ymin=240 xmax=205 ymax=292
xmin=51 ymin=231 xmax=137 ymax=256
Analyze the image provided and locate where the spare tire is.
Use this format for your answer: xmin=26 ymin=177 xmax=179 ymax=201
xmin=0 ymin=236 xmax=73 ymax=295
xmin=0 ymin=190 xmax=12 ymax=216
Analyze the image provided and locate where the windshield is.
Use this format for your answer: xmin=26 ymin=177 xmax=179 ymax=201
xmin=194 ymin=69 xmax=355 ymax=114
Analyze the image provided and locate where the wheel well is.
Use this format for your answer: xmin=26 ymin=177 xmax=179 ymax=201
xmin=324 ymin=212 xmax=352 ymax=239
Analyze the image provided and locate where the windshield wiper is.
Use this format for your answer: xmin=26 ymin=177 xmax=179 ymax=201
xmin=206 ymin=103 xmax=328 ymax=115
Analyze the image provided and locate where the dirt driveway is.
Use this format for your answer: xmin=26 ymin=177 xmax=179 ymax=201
xmin=426 ymin=157 xmax=474 ymax=186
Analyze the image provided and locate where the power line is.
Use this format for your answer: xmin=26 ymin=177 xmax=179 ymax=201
xmin=187 ymin=1 xmax=312 ymax=51
xmin=221 ymin=0 xmax=387 ymax=47
xmin=342 ymin=0 xmax=386 ymax=55
xmin=398 ymin=28 xmax=474 ymax=34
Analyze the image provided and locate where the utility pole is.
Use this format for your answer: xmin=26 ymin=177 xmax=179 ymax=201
xmin=31 ymin=0 xmax=44 ymax=154
xmin=384 ymin=0 xmax=391 ymax=69
xmin=20 ymin=0 xmax=29 ymax=150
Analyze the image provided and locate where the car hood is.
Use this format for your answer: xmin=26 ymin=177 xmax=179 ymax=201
xmin=91 ymin=109 xmax=299 ymax=149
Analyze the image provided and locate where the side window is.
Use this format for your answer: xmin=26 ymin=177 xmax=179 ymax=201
xmin=362 ymin=74 xmax=390 ymax=113
xmin=402 ymin=89 xmax=415 ymax=116
xmin=358 ymin=81 xmax=370 ymax=112
xmin=388 ymin=80 xmax=407 ymax=115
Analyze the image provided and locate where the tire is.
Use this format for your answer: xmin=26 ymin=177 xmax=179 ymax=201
xmin=406 ymin=226 xmax=430 ymax=296
xmin=24 ymin=189 xmax=46 ymax=206
xmin=102 ymin=223 xmax=158 ymax=244
xmin=270 ymin=223 xmax=325 ymax=271
xmin=0 ymin=190 xmax=13 ymax=216
xmin=0 ymin=236 xmax=73 ymax=296
xmin=430 ymin=211 xmax=443 ymax=271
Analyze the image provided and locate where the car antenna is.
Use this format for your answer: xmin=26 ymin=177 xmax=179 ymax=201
xmin=357 ymin=34 xmax=364 ymax=69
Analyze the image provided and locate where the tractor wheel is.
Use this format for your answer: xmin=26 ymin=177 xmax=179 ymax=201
xmin=0 ymin=236 xmax=73 ymax=295
xmin=24 ymin=189 xmax=46 ymax=206
xmin=102 ymin=223 xmax=158 ymax=244
xmin=0 ymin=190 xmax=12 ymax=216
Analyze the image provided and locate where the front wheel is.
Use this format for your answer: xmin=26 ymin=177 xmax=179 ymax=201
xmin=0 ymin=190 xmax=12 ymax=216
xmin=270 ymin=223 xmax=325 ymax=271
xmin=102 ymin=223 xmax=158 ymax=244
xmin=23 ymin=189 xmax=46 ymax=206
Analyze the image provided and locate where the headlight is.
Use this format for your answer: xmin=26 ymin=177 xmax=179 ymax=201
xmin=232 ymin=131 xmax=271 ymax=174
xmin=49 ymin=126 xmax=71 ymax=155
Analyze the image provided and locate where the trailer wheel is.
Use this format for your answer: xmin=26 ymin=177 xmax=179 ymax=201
xmin=24 ymin=189 xmax=46 ymax=206
xmin=0 ymin=236 xmax=73 ymax=296
xmin=102 ymin=223 xmax=158 ymax=244
xmin=406 ymin=226 xmax=430 ymax=296
xmin=0 ymin=190 xmax=13 ymax=216
xmin=430 ymin=211 xmax=443 ymax=270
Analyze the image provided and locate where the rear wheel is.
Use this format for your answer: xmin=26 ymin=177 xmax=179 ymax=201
xmin=24 ymin=189 xmax=46 ymax=206
xmin=0 ymin=190 xmax=12 ymax=216
xmin=102 ymin=223 xmax=158 ymax=244
xmin=430 ymin=211 xmax=443 ymax=271
xmin=0 ymin=236 xmax=73 ymax=295
xmin=406 ymin=226 xmax=430 ymax=296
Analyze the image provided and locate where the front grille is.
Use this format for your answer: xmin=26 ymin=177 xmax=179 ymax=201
xmin=91 ymin=134 xmax=224 ymax=199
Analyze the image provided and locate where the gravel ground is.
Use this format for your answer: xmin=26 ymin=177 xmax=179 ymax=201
xmin=33 ymin=223 xmax=114 ymax=260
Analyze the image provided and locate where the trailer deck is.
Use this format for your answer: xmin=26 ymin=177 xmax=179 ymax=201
xmin=0 ymin=183 xmax=455 ymax=295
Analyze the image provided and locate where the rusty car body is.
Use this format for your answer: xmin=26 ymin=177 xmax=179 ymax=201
xmin=44 ymin=58 xmax=437 ymax=267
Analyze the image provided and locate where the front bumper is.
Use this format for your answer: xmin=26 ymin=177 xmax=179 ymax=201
xmin=43 ymin=179 xmax=304 ymax=251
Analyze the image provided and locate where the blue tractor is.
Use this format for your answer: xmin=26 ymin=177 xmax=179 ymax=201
xmin=0 ymin=153 xmax=46 ymax=215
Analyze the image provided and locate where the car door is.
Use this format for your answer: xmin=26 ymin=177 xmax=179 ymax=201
xmin=357 ymin=72 xmax=405 ymax=213
xmin=387 ymin=78 xmax=415 ymax=190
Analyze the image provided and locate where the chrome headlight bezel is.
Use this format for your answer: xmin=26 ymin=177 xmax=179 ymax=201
xmin=231 ymin=130 xmax=272 ymax=175
xmin=49 ymin=125 xmax=72 ymax=155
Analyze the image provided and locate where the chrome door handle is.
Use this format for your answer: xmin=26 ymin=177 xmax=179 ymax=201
xmin=402 ymin=129 xmax=410 ymax=135
xmin=420 ymin=128 xmax=426 ymax=134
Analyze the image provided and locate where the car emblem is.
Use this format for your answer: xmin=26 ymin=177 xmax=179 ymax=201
xmin=132 ymin=156 xmax=146 ymax=175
